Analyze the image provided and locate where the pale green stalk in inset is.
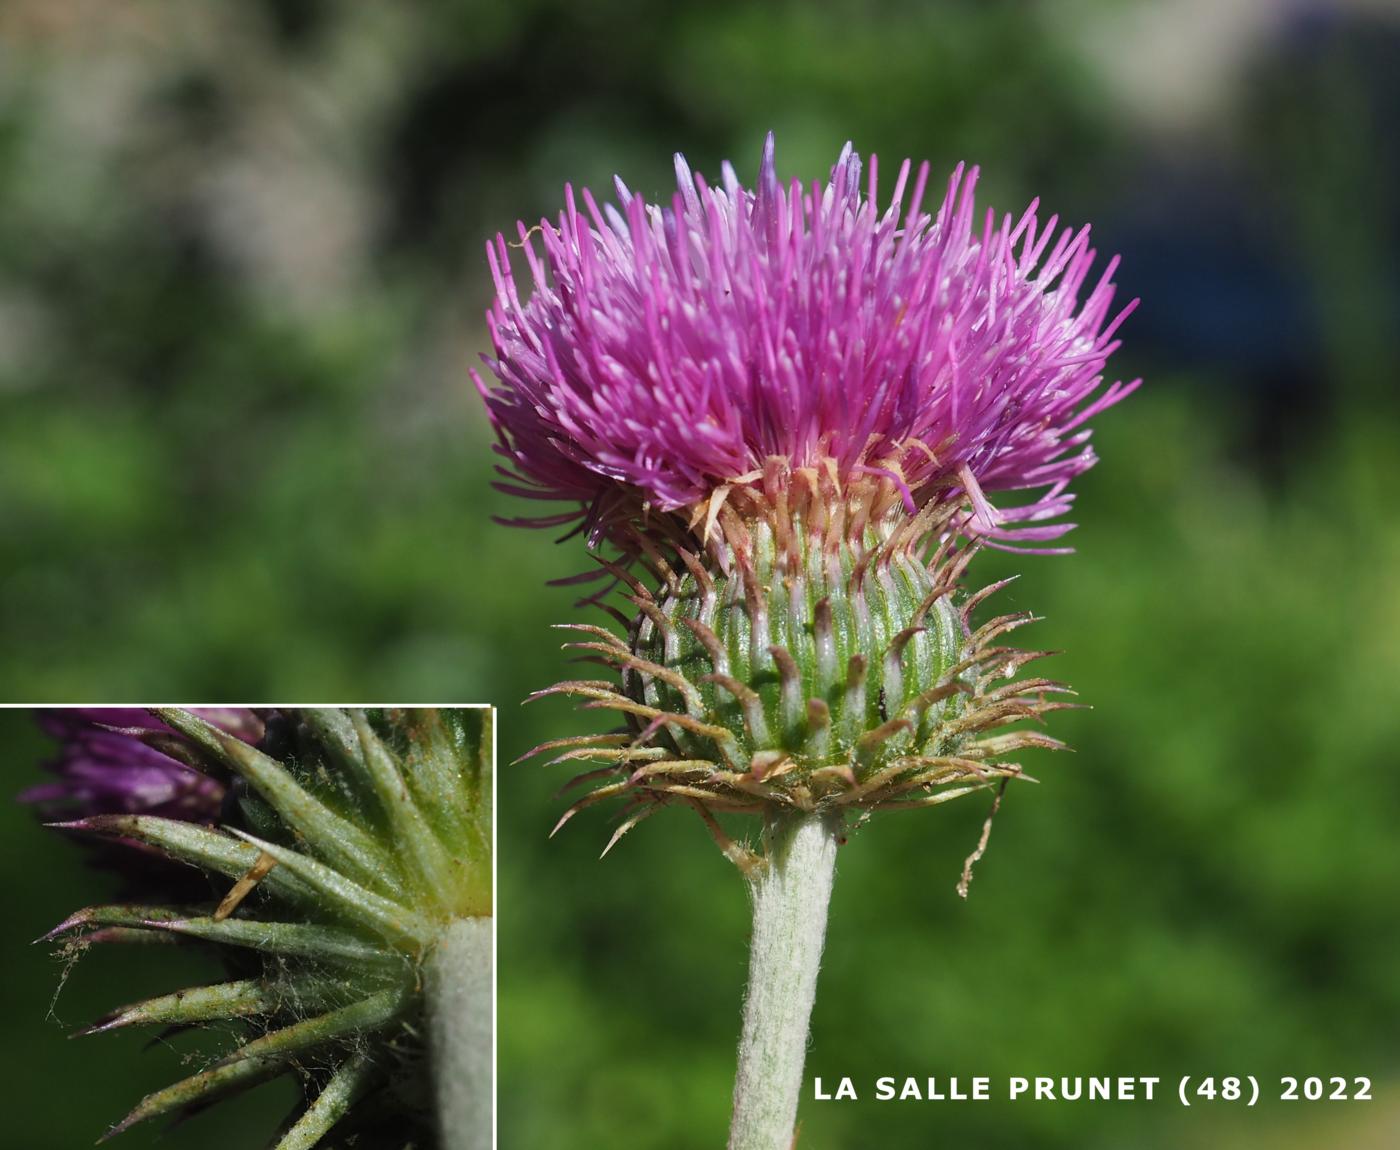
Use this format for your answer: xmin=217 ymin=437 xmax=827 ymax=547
xmin=429 ymin=916 xmax=495 ymax=1150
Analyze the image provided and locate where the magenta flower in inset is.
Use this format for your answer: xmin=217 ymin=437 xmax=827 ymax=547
xmin=475 ymin=133 xmax=1138 ymax=550
xmin=21 ymin=707 xmax=263 ymax=824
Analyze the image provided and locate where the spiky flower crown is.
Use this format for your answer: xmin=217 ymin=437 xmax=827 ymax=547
xmin=475 ymin=133 xmax=1137 ymax=553
xmin=41 ymin=707 xmax=492 ymax=1148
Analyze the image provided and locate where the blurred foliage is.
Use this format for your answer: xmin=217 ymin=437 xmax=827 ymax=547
xmin=1 ymin=1 xmax=1398 ymax=1148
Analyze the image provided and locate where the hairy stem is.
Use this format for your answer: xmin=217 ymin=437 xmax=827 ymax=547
xmin=729 ymin=813 xmax=841 ymax=1150
xmin=427 ymin=916 xmax=494 ymax=1150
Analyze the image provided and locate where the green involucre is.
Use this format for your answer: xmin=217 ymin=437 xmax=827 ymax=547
xmin=535 ymin=508 xmax=1070 ymax=860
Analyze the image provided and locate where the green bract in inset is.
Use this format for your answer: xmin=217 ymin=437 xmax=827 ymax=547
xmin=41 ymin=707 xmax=492 ymax=1150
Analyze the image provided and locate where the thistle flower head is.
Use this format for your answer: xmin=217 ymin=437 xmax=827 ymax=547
xmin=21 ymin=707 xmax=263 ymax=822
xmin=488 ymin=138 xmax=1137 ymax=869
xmin=475 ymin=133 xmax=1138 ymax=554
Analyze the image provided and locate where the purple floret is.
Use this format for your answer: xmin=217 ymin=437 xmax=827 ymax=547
xmin=475 ymin=134 xmax=1138 ymax=549
xmin=21 ymin=707 xmax=262 ymax=823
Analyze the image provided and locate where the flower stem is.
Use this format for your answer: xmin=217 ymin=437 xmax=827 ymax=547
xmin=729 ymin=813 xmax=841 ymax=1150
xmin=427 ymin=915 xmax=493 ymax=1150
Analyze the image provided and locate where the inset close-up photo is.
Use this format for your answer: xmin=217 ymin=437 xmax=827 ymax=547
xmin=5 ymin=707 xmax=493 ymax=1150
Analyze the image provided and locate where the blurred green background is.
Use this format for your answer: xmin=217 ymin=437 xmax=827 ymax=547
xmin=2 ymin=1 xmax=1398 ymax=1147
